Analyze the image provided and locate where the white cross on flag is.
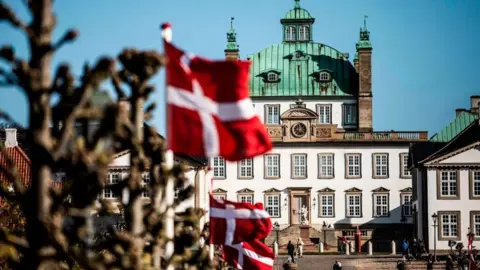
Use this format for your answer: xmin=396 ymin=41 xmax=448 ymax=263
xmin=223 ymin=239 xmax=275 ymax=270
xmin=162 ymin=24 xmax=272 ymax=161
xmin=209 ymin=195 xmax=272 ymax=245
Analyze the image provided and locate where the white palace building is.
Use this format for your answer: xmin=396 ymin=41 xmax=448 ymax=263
xmin=210 ymin=0 xmax=428 ymax=252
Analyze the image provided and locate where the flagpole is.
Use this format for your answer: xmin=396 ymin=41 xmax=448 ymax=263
xmin=208 ymin=166 xmax=215 ymax=262
xmin=161 ymin=22 xmax=175 ymax=270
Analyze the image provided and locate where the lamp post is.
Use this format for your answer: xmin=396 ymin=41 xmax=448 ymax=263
xmin=273 ymin=222 xmax=280 ymax=257
xmin=400 ymin=215 xmax=407 ymax=241
xmin=431 ymin=213 xmax=438 ymax=262
xmin=412 ymin=205 xmax=417 ymax=240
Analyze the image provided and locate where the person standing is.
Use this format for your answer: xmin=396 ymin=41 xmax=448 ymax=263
xmin=427 ymin=254 xmax=434 ymax=270
xmin=287 ymin=241 xmax=295 ymax=263
xmin=341 ymin=234 xmax=347 ymax=254
xmin=402 ymin=239 xmax=409 ymax=260
xmin=411 ymin=239 xmax=418 ymax=259
xmin=296 ymin=237 xmax=304 ymax=258
xmin=445 ymin=255 xmax=454 ymax=270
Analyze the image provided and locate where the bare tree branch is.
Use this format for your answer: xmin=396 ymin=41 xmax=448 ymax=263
xmin=52 ymin=57 xmax=115 ymax=160
xmin=1 ymin=1 xmax=213 ymax=269
xmin=0 ymin=2 xmax=31 ymax=35
xmin=52 ymin=29 xmax=78 ymax=52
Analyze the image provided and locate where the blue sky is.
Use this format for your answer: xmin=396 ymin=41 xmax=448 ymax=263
xmin=0 ymin=0 xmax=479 ymax=136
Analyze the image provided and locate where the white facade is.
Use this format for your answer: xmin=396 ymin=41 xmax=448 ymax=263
xmin=211 ymin=99 xmax=418 ymax=232
xmin=418 ymin=143 xmax=480 ymax=251
xmin=212 ymin=145 xmax=413 ymax=226
xmin=102 ymin=151 xmax=210 ymax=226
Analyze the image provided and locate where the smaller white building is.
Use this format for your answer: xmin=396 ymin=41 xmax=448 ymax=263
xmin=409 ymin=98 xmax=480 ymax=252
xmin=101 ymin=150 xmax=210 ymax=227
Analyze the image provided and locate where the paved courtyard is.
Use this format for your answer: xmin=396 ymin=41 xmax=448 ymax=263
xmin=274 ymin=255 xmax=406 ymax=270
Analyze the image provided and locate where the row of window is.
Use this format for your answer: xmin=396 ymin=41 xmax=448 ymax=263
xmin=437 ymin=170 xmax=480 ymax=199
xmin=103 ymin=172 xmax=151 ymax=199
xmin=264 ymin=71 xmax=331 ymax=83
xmin=213 ymin=190 xmax=412 ymax=219
xmin=435 ymin=211 xmax=480 ymax=239
xmin=285 ymin=25 xmax=310 ymax=41
xmin=213 ymin=153 xmax=411 ymax=179
xmin=102 ymin=172 xmax=180 ymax=199
xmin=265 ymin=104 xmax=357 ymax=126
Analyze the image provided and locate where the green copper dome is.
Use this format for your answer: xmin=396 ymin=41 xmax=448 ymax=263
xmin=284 ymin=8 xmax=313 ymax=20
xmin=248 ymin=43 xmax=357 ymax=97
xmin=247 ymin=0 xmax=357 ymax=97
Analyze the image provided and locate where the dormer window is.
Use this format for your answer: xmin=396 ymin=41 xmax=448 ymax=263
xmin=285 ymin=26 xmax=296 ymax=41
xmin=267 ymin=72 xmax=278 ymax=82
xmin=319 ymin=71 xmax=331 ymax=82
xmin=299 ymin=25 xmax=310 ymax=40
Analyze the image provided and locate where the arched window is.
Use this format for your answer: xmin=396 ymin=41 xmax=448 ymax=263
xmin=319 ymin=71 xmax=331 ymax=82
xmin=285 ymin=26 xmax=296 ymax=41
xmin=299 ymin=25 xmax=310 ymax=40
xmin=267 ymin=72 xmax=278 ymax=82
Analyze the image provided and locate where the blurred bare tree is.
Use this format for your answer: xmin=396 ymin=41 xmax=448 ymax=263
xmin=0 ymin=1 xmax=211 ymax=269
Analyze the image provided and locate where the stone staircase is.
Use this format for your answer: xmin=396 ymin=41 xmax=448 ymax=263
xmin=266 ymin=225 xmax=322 ymax=252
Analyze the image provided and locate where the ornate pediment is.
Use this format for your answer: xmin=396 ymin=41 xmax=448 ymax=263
xmin=281 ymin=107 xmax=318 ymax=120
xmin=345 ymin=187 xmax=362 ymax=193
xmin=263 ymin=188 xmax=281 ymax=193
xmin=317 ymin=187 xmax=335 ymax=193
xmin=212 ymin=188 xmax=227 ymax=193
xmin=399 ymin=187 xmax=412 ymax=193
xmin=237 ymin=188 xmax=254 ymax=193
xmin=372 ymin=187 xmax=390 ymax=193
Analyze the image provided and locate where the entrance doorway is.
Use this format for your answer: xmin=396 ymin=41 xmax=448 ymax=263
xmin=291 ymin=195 xmax=307 ymax=225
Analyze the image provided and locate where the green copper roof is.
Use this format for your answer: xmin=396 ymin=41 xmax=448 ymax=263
xmin=356 ymin=15 xmax=372 ymax=50
xmin=284 ymin=8 xmax=313 ymax=20
xmin=248 ymin=43 xmax=357 ymax=97
xmin=225 ymin=17 xmax=239 ymax=51
xmin=430 ymin=111 xmax=478 ymax=142
xmin=283 ymin=0 xmax=313 ymax=20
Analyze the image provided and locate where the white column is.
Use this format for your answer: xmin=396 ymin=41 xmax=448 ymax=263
xmin=345 ymin=243 xmax=350 ymax=255
xmin=368 ymin=241 xmax=373 ymax=255
xmin=319 ymin=242 xmax=324 ymax=253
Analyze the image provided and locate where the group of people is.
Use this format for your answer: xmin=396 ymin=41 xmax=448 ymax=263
xmin=286 ymin=238 xmax=304 ymax=263
xmin=401 ymin=238 xmax=427 ymax=260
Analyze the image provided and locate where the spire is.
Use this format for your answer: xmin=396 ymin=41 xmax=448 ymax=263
xmin=225 ymin=17 xmax=238 ymax=51
xmin=356 ymin=15 xmax=372 ymax=49
xmin=294 ymin=0 xmax=300 ymax=8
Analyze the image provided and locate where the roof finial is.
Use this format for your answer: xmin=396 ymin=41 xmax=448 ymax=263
xmin=294 ymin=0 xmax=300 ymax=8
xmin=225 ymin=17 xmax=238 ymax=51
xmin=356 ymin=15 xmax=372 ymax=49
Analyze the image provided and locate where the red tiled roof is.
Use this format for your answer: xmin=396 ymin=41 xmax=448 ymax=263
xmin=0 ymin=146 xmax=31 ymax=186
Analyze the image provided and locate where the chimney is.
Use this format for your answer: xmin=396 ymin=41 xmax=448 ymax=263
xmin=478 ymin=102 xmax=480 ymax=124
xmin=455 ymin=108 xmax=467 ymax=117
xmin=470 ymin=95 xmax=480 ymax=111
xmin=4 ymin=128 xmax=18 ymax=148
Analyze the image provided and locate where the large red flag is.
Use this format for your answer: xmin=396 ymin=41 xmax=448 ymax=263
xmin=162 ymin=24 xmax=272 ymax=161
xmin=223 ymin=239 xmax=274 ymax=270
xmin=209 ymin=195 xmax=272 ymax=245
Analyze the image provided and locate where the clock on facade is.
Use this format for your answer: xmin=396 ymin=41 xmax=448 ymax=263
xmin=291 ymin=123 xmax=307 ymax=138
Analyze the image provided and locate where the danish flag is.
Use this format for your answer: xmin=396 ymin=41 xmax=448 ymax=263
xmin=223 ymin=239 xmax=275 ymax=270
xmin=162 ymin=23 xmax=272 ymax=161
xmin=209 ymin=195 xmax=272 ymax=245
